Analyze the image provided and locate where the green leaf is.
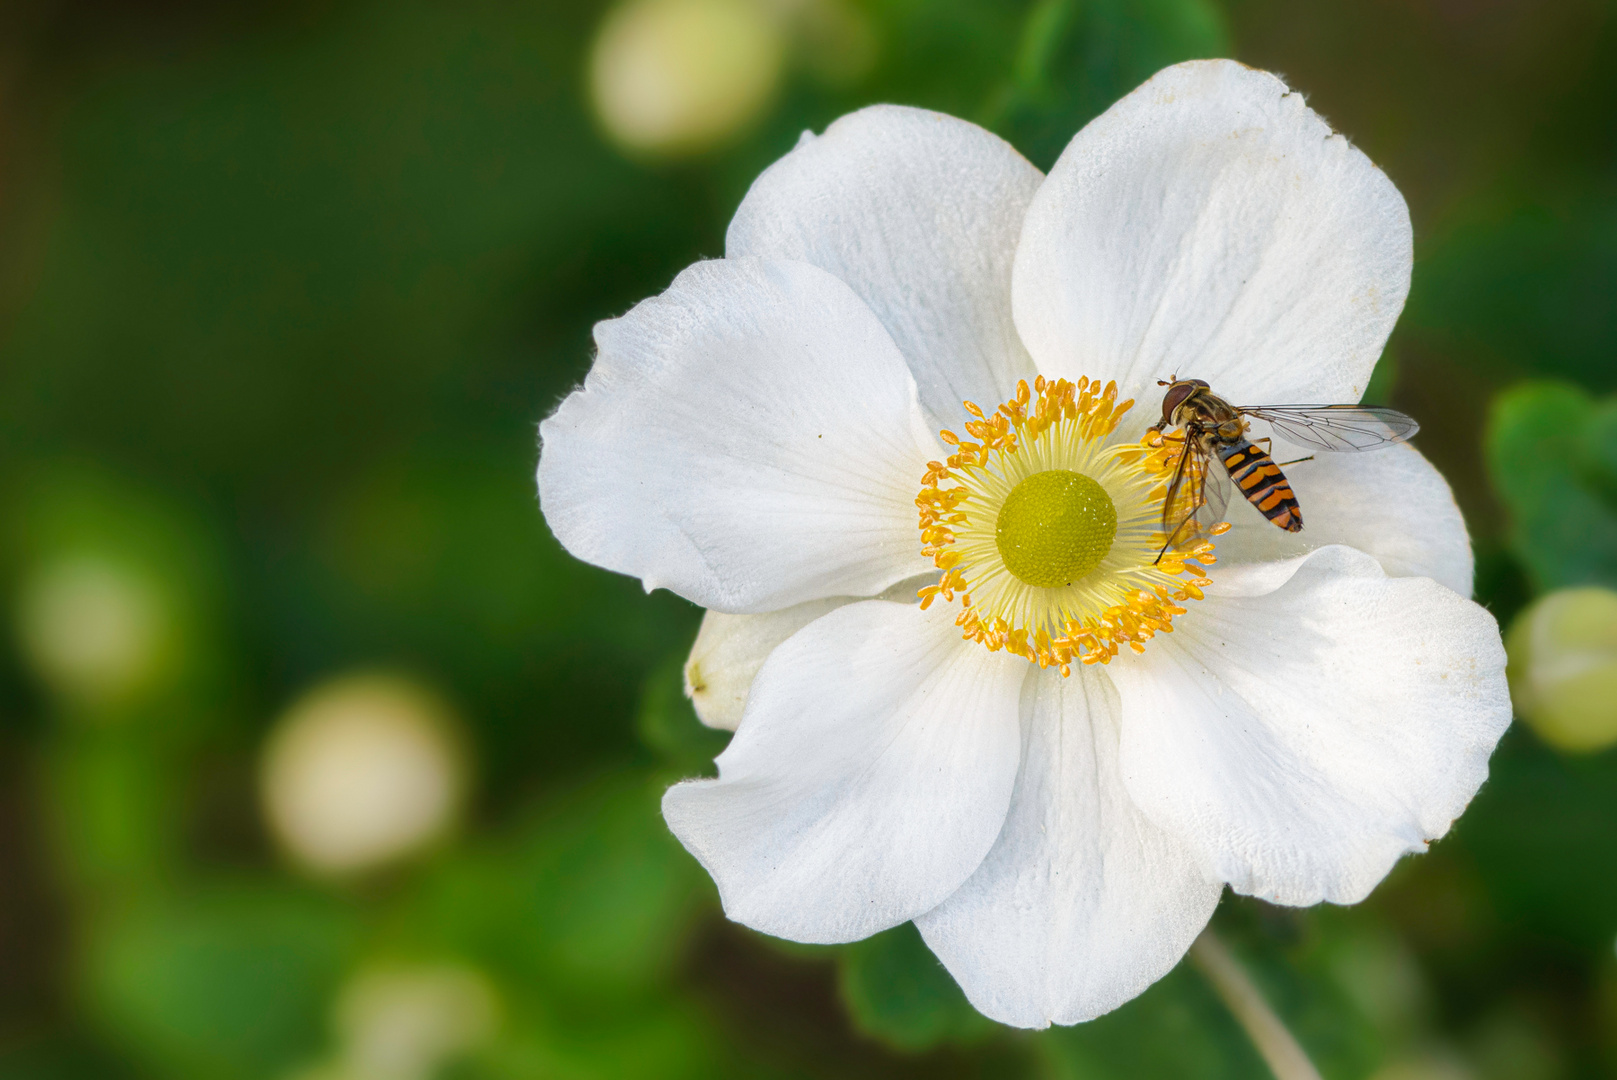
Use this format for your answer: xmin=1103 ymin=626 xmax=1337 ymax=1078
xmin=1453 ymin=727 xmax=1617 ymax=949
xmin=464 ymin=997 xmax=735 ymax=1080
xmin=834 ymin=922 xmax=996 ymax=1052
xmin=857 ymin=0 xmax=1028 ymax=123
xmin=413 ymin=772 xmax=710 ymax=1004
xmin=1361 ymin=347 xmax=1401 ymax=408
xmin=1484 ymin=381 xmax=1617 ymax=591
xmin=81 ymin=885 xmax=357 ymax=1080
xmin=636 ymin=657 xmax=729 ymax=774
xmin=43 ymin=730 xmax=180 ymax=896
xmin=1209 ymin=907 xmax=1388 ymax=1080
xmin=987 ymin=0 xmax=1231 ymax=168
xmin=1033 ymin=962 xmax=1263 ymax=1080
xmin=1040 ymin=913 xmax=1387 ymax=1080
xmin=0 ymin=1033 xmax=138 ymax=1080
xmin=1405 ymin=204 xmax=1617 ymax=391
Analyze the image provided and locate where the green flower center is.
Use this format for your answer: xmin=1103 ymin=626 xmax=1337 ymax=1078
xmin=994 ymin=470 xmax=1118 ymax=589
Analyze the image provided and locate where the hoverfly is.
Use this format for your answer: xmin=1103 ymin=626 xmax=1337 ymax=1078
xmin=1146 ymin=378 xmax=1419 ymax=558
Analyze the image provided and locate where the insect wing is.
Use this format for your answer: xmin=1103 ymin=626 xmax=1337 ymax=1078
xmin=1241 ymin=405 xmax=1418 ymax=452
xmin=1198 ymin=456 xmax=1231 ymax=527
xmin=1159 ymin=437 xmax=1228 ymax=550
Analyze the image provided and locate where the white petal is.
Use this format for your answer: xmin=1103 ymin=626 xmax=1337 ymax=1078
xmin=683 ymin=598 xmax=847 ymax=731
xmin=1109 ymin=546 xmax=1511 ymax=906
xmin=682 ymin=577 xmax=936 ymax=730
xmin=916 ymin=667 xmax=1221 ymax=1029
xmin=539 ymin=257 xmax=938 ymax=612
xmin=1012 ymin=60 xmax=1411 ymax=406
xmin=663 ymin=600 xmax=1025 ymax=943
xmin=728 ymin=105 xmax=1043 ymax=430
xmin=1210 ymin=442 xmax=1473 ymax=596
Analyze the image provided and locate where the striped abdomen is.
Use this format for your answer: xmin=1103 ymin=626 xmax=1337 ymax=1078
xmin=1218 ymin=440 xmax=1302 ymax=532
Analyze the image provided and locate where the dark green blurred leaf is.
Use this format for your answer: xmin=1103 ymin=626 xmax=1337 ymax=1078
xmin=1484 ymin=381 xmax=1617 ymax=591
xmin=81 ymin=884 xmax=357 ymax=1080
xmin=987 ymin=0 xmax=1229 ymax=168
xmin=1362 ymin=349 xmax=1400 ymax=408
xmin=1406 ymin=203 xmax=1617 ymax=391
xmin=465 ymin=997 xmax=737 ymax=1080
xmin=1033 ymin=962 xmax=1262 ymax=1079
xmin=835 ymin=922 xmax=995 ymax=1053
xmin=415 ymin=772 xmax=709 ymax=1004
xmin=1038 ymin=918 xmax=1384 ymax=1080
xmin=858 ymin=0 xmax=1027 ymax=121
xmin=1472 ymin=537 xmax=1533 ymax=632
xmin=0 ymin=1 xmax=705 ymax=494
xmin=507 ymin=776 xmax=707 ymax=997
xmin=311 ymin=452 xmax=696 ymax=664
xmin=637 ymin=657 xmax=728 ymax=774
xmin=42 ymin=730 xmax=179 ymax=896
xmin=1212 ymin=908 xmax=1387 ymax=1080
xmin=0 ymin=1032 xmax=139 ymax=1080
xmin=277 ymin=448 xmax=699 ymax=798
xmin=1457 ymin=728 xmax=1617 ymax=949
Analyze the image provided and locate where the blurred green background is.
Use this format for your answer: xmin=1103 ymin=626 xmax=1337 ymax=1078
xmin=0 ymin=0 xmax=1615 ymax=1077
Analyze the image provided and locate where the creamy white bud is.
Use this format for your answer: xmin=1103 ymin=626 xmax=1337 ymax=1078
xmin=684 ymin=597 xmax=847 ymax=730
xmin=260 ymin=673 xmax=466 ymax=875
xmin=14 ymin=555 xmax=171 ymax=708
xmin=1367 ymin=1054 xmax=1477 ymax=1080
xmin=1506 ymin=586 xmax=1617 ymax=753
xmin=334 ymin=963 xmax=499 ymax=1080
xmin=589 ymin=0 xmax=784 ymax=155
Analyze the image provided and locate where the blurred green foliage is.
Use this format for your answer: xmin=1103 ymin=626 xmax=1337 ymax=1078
xmin=1486 ymin=383 xmax=1617 ymax=591
xmin=0 ymin=0 xmax=1613 ymax=1078
xmin=84 ymin=886 xmax=358 ymax=1080
xmin=835 ymin=923 xmax=995 ymax=1052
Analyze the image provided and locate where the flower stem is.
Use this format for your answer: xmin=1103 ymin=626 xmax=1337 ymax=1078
xmin=1190 ymin=928 xmax=1324 ymax=1080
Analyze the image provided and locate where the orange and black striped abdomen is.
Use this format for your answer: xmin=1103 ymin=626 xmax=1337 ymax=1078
xmin=1217 ymin=440 xmax=1302 ymax=532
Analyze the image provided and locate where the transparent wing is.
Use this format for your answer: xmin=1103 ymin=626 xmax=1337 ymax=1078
xmin=1198 ymin=458 xmax=1231 ymax=527
xmin=1240 ymin=405 xmax=1418 ymax=452
xmin=1157 ymin=437 xmax=1227 ymax=558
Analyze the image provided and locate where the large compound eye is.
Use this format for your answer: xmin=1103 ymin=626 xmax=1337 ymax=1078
xmin=1160 ymin=381 xmax=1196 ymax=423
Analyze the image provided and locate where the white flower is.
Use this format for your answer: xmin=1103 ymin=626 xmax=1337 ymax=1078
xmin=537 ymin=60 xmax=1512 ymax=1028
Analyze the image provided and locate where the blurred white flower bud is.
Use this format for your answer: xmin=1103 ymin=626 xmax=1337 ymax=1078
xmin=589 ymin=0 xmax=785 ymax=155
xmin=684 ymin=598 xmax=845 ymax=730
xmin=14 ymin=554 xmax=172 ymax=709
xmin=260 ymin=673 xmax=466 ymax=875
xmin=334 ymin=963 xmax=499 ymax=1080
xmin=1369 ymin=1053 xmax=1476 ymax=1080
xmin=1506 ymin=586 xmax=1617 ymax=753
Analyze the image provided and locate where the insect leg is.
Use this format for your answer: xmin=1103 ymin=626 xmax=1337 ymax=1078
xmin=1255 ymin=434 xmax=1315 ymax=468
xmin=1154 ymin=508 xmax=1201 ymax=565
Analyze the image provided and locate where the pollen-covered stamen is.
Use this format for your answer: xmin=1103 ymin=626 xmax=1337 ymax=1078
xmin=915 ymin=376 xmax=1226 ymax=675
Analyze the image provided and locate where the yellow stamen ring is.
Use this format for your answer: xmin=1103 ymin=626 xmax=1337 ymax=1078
xmin=915 ymin=376 xmax=1228 ymax=675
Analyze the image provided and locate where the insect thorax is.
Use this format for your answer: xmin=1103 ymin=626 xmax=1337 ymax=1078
xmin=1173 ymin=388 xmax=1244 ymax=445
